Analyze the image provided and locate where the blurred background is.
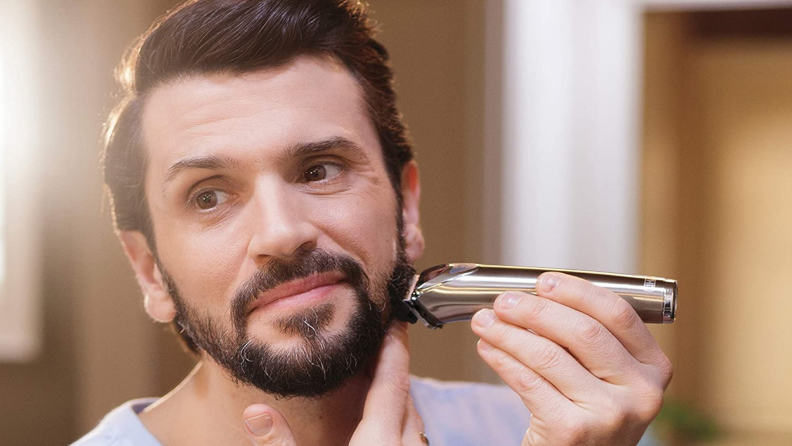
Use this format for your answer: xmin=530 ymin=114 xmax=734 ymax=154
xmin=1 ymin=0 xmax=791 ymax=444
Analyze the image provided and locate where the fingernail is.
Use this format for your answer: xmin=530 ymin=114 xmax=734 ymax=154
xmin=474 ymin=309 xmax=496 ymax=328
xmin=245 ymin=413 xmax=273 ymax=436
xmin=498 ymin=292 xmax=521 ymax=310
xmin=539 ymin=273 xmax=559 ymax=292
xmin=478 ymin=339 xmax=493 ymax=351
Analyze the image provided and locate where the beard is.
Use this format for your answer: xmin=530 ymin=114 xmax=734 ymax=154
xmin=158 ymin=247 xmax=416 ymax=399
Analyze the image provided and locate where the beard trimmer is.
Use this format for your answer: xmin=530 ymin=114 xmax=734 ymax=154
xmin=393 ymin=263 xmax=677 ymax=328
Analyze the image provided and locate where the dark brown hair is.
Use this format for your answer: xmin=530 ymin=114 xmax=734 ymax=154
xmin=103 ymin=0 xmax=413 ymax=248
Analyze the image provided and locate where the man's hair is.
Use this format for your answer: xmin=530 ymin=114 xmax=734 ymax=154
xmin=103 ymin=0 xmax=413 ymax=247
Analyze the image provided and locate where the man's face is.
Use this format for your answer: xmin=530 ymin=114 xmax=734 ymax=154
xmin=134 ymin=56 xmax=418 ymax=397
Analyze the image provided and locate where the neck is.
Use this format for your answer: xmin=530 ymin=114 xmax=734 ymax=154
xmin=139 ymin=359 xmax=371 ymax=446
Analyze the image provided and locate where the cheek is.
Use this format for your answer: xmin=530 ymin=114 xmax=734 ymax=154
xmin=156 ymin=221 xmax=248 ymax=309
xmin=313 ymin=190 xmax=399 ymax=268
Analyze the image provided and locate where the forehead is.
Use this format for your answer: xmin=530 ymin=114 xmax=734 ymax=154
xmin=141 ymin=56 xmax=379 ymax=180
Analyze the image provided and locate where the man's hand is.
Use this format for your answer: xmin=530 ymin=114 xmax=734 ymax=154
xmin=471 ymin=272 xmax=673 ymax=446
xmin=241 ymin=322 xmax=428 ymax=446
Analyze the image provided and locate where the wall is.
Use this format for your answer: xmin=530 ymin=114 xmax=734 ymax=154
xmin=498 ymin=0 xmax=644 ymax=274
xmin=642 ymin=9 xmax=792 ymax=445
xmin=367 ymin=0 xmax=493 ymax=386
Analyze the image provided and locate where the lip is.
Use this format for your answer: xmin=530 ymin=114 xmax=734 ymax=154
xmin=246 ymin=271 xmax=347 ymax=316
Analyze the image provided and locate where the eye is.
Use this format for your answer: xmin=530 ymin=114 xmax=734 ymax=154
xmin=303 ymin=162 xmax=342 ymax=182
xmin=193 ymin=190 xmax=229 ymax=210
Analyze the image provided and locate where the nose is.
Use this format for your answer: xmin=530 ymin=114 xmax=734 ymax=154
xmin=246 ymin=181 xmax=320 ymax=264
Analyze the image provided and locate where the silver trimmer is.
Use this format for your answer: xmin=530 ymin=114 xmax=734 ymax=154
xmin=394 ymin=263 xmax=677 ymax=328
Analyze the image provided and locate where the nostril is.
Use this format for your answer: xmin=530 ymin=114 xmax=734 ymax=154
xmin=246 ymin=219 xmax=320 ymax=261
xmin=296 ymin=239 xmax=318 ymax=255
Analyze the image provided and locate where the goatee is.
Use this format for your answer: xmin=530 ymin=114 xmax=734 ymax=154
xmin=160 ymin=248 xmax=416 ymax=398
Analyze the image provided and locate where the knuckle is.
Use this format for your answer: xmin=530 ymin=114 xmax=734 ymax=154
xmin=514 ymin=368 xmax=545 ymax=394
xmin=561 ymin=421 xmax=589 ymax=444
xmin=625 ymin=375 xmax=667 ymax=422
xmin=658 ymin=354 xmax=674 ymax=385
xmin=602 ymin=403 xmax=628 ymax=432
xmin=648 ymin=389 xmax=666 ymax=417
xmin=523 ymin=295 xmax=549 ymax=322
xmin=572 ymin=278 xmax=595 ymax=299
xmin=638 ymin=384 xmax=666 ymax=421
xmin=522 ymin=430 xmax=538 ymax=446
xmin=498 ymin=324 xmax=526 ymax=349
xmin=585 ymin=282 xmax=619 ymax=311
xmin=532 ymin=342 xmax=566 ymax=371
xmin=574 ymin=318 xmax=608 ymax=347
xmin=611 ymin=297 xmax=640 ymax=331
xmin=491 ymin=349 xmax=510 ymax=369
xmin=645 ymin=351 xmax=674 ymax=386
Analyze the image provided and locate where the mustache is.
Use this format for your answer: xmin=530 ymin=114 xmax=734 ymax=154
xmin=230 ymin=249 xmax=368 ymax=332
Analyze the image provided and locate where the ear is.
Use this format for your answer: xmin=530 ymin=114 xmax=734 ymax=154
xmin=400 ymin=160 xmax=425 ymax=263
xmin=118 ymin=231 xmax=177 ymax=323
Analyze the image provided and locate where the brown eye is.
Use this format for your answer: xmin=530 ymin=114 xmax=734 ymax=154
xmin=195 ymin=191 xmax=218 ymax=209
xmin=304 ymin=165 xmax=327 ymax=182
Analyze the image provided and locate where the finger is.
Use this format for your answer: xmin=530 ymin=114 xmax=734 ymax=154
xmin=490 ymin=291 xmax=641 ymax=384
xmin=403 ymin=394 xmax=429 ymax=446
xmin=534 ymin=272 xmax=669 ymax=369
xmin=351 ymin=322 xmax=412 ymax=443
xmin=471 ymin=309 xmax=604 ymax=401
xmin=242 ymin=404 xmax=297 ymax=446
xmin=476 ymin=336 xmax=576 ymax=423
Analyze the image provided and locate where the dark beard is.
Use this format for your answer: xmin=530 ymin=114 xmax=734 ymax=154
xmin=159 ymin=248 xmax=415 ymax=399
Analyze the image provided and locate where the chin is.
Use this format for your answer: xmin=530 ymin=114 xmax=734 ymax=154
xmin=228 ymin=299 xmax=387 ymax=398
xmin=248 ymin=293 xmax=358 ymax=340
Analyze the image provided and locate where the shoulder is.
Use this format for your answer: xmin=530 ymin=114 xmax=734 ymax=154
xmin=410 ymin=376 xmax=529 ymax=446
xmin=70 ymin=399 xmax=162 ymax=446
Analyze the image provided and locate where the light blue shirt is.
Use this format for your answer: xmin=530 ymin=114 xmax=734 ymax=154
xmin=73 ymin=377 xmax=658 ymax=446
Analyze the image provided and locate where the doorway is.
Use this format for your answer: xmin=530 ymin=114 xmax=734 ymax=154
xmin=642 ymin=8 xmax=792 ymax=445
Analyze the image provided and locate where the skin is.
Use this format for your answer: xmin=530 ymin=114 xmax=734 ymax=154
xmin=472 ymin=275 xmax=673 ymax=445
xmin=119 ymin=55 xmax=426 ymax=446
xmin=118 ymin=55 xmax=671 ymax=446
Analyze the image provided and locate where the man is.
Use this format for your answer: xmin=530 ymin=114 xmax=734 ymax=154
xmin=75 ymin=0 xmax=672 ymax=445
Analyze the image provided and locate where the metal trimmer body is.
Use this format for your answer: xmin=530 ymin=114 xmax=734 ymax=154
xmin=396 ymin=263 xmax=677 ymax=328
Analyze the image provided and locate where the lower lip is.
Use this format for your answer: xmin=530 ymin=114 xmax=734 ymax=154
xmin=251 ymin=282 xmax=345 ymax=315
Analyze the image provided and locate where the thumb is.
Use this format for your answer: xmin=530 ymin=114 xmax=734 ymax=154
xmin=243 ymin=404 xmax=297 ymax=446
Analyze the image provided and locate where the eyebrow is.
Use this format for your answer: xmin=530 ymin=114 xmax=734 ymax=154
xmin=162 ymin=154 xmax=241 ymax=187
xmin=279 ymin=136 xmax=370 ymax=165
xmin=161 ymin=136 xmax=370 ymax=193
